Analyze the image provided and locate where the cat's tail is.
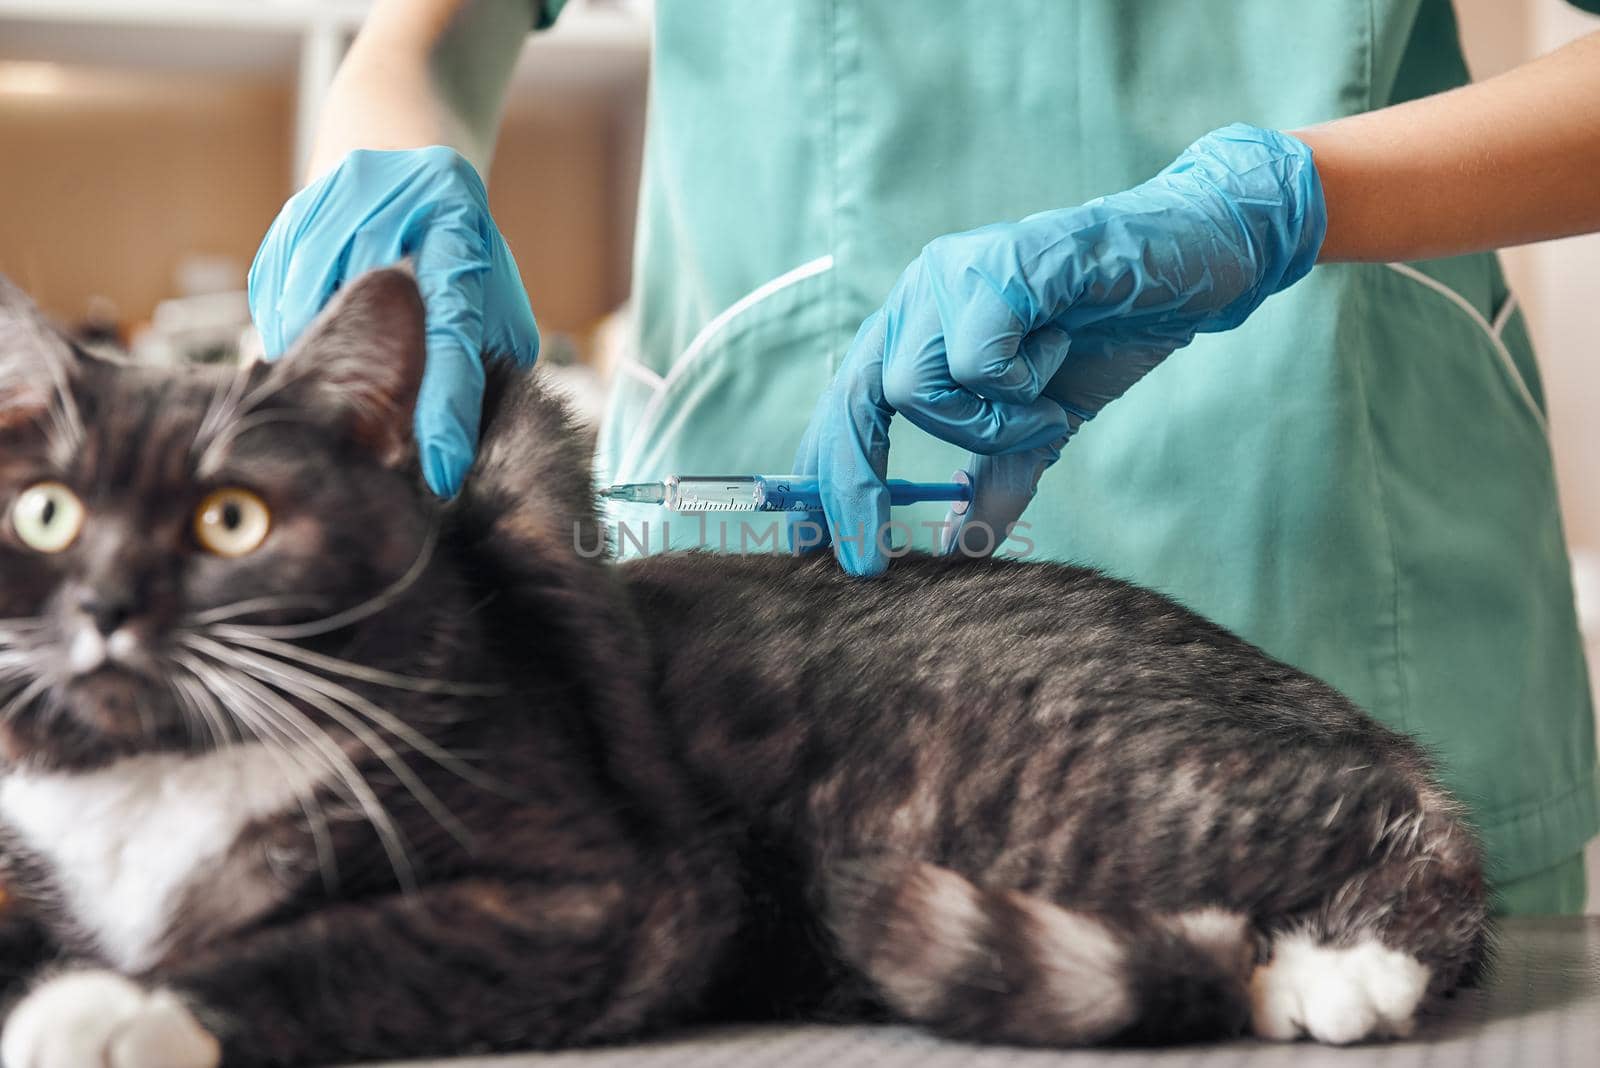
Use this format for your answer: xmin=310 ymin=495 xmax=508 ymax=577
xmin=824 ymin=857 xmax=1256 ymax=1046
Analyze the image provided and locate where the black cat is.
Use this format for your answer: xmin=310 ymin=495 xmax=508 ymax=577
xmin=0 ymin=268 xmax=1486 ymax=1067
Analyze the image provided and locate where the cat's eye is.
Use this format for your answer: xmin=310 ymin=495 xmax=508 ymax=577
xmin=194 ymin=488 xmax=271 ymax=558
xmin=10 ymin=482 xmax=86 ymax=554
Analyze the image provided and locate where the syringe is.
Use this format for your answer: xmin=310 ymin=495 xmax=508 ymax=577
xmin=599 ymin=471 xmax=972 ymax=514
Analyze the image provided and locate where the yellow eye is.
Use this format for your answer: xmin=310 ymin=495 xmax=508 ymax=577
xmin=194 ymin=488 xmax=271 ymax=558
xmin=11 ymin=482 xmax=85 ymax=553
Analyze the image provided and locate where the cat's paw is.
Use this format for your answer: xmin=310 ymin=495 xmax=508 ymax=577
xmin=1 ymin=970 xmax=220 ymax=1068
xmin=1250 ymin=933 xmax=1431 ymax=1044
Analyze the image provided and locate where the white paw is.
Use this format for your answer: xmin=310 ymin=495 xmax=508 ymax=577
xmin=1 ymin=970 xmax=220 ymax=1068
xmin=1250 ymin=934 xmax=1430 ymax=1044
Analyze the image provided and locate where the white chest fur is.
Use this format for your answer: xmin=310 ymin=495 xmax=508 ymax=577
xmin=0 ymin=745 xmax=330 ymax=972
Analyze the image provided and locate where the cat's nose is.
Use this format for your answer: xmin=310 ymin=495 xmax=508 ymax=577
xmin=77 ymin=589 xmax=136 ymax=636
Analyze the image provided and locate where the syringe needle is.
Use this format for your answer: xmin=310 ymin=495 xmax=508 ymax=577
xmin=598 ymin=482 xmax=667 ymax=504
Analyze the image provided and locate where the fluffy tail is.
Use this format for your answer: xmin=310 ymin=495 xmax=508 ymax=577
xmin=824 ymin=857 xmax=1257 ymax=1046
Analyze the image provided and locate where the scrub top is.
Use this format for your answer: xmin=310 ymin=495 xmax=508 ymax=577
xmin=541 ymin=0 xmax=1600 ymax=892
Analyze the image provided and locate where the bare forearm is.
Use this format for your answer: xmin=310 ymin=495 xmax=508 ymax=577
xmin=305 ymin=0 xmax=536 ymax=182
xmin=1296 ymin=31 xmax=1600 ymax=262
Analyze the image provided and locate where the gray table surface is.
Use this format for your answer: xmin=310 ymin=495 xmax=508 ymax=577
xmin=363 ymin=917 xmax=1600 ymax=1067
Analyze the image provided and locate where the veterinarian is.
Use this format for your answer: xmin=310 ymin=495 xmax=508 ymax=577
xmin=249 ymin=1 xmax=1600 ymax=914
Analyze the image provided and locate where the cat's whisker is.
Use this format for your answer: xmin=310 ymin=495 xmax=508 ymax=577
xmin=202 ymin=521 xmax=439 ymax=642
xmin=185 ymin=595 xmax=331 ymax=627
xmin=24 ymin=317 xmax=85 ymax=456
xmin=234 ymin=347 xmax=320 ymax=419
xmin=204 ymin=626 xmax=504 ymax=697
xmin=227 ymin=662 xmax=480 ymax=848
xmin=45 ymin=399 xmax=78 ymax=464
xmin=168 ymin=668 xmax=220 ymax=751
xmin=183 ymin=634 xmax=473 ymax=861
xmin=186 ymin=662 xmax=377 ymax=896
xmin=196 ymin=409 xmax=328 ymax=478
xmin=0 ymin=632 xmax=50 ymax=655
xmin=172 ymin=661 xmax=337 ymax=882
xmin=189 ymin=633 xmax=509 ymax=796
xmin=0 ymin=313 xmax=82 ymax=454
xmin=175 ymin=650 xmax=412 ymax=894
xmin=49 ymin=375 xmax=84 ymax=455
xmin=218 ymin=676 xmax=416 ymax=895
xmin=192 ymin=362 xmax=253 ymax=462
xmin=0 ymin=675 xmax=51 ymax=722
xmin=166 ymin=668 xmax=233 ymax=752
xmin=169 ymin=663 xmax=341 ymax=896
xmin=0 ymin=626 xmax=50 ymax=687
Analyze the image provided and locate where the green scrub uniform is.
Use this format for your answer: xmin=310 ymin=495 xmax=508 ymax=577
xmin=542 ymin=0 xmax=1600 ymax=912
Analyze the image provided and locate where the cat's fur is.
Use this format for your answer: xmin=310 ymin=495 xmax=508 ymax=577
xmin=0 ymin=268 xmax=1487 ymax=1067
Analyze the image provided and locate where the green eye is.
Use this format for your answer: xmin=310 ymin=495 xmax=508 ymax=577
xmin=11 ymin=481 xmax=85 ymax=554
xmin=194 ymin=488 xmax=271 ymax=557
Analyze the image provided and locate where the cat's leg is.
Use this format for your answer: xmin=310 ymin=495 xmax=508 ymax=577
xmin=1249 ymin=789 xmax=1489 ymax=1045
xmin=2 ymin=871 xmax=733 ymax=1068
xmin=1248 ymin=930 xmax=1432 ymax=1044
xmin=822 ymin=855 xmax=1258 ymax=1046
xmin=2 ymin=968 xmax=220 ymax=1068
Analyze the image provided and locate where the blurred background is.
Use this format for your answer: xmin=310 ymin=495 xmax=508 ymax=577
xmin=0 ymin=0 xmax=1598 ymax=900
xmin=0 ymin=0 xmax=648 ymax=410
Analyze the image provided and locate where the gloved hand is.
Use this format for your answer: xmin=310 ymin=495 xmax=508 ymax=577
xmin=249 ymin=146 xmax=539 ymax=497
xmin=791 ymin=123 xmax=1326 ymax=576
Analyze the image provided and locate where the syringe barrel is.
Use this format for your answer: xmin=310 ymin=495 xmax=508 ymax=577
xmin=662 ymin=475 xmax=763 ymax=512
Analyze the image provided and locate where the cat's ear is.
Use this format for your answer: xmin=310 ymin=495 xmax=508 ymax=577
xmin=265 ymin=265 xmax=426 ymax=467
xmin=0 ymin=274 xmax=79 ymax=434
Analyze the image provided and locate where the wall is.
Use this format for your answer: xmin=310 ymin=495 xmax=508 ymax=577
xmin=0 ymin=61 xmax=641 ymax=343
xmin=490 ymin=85 xmax=644 ymax=342
xmin=0 ymin=70 xmax=290 ymax=331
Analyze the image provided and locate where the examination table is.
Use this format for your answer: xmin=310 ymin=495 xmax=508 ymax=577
xmin=361 ymin=916 xmax=1597 ymax=1067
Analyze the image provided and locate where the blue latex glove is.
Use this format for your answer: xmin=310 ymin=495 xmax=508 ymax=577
xmin=791 ymin=123 xmax=1326 ymax=576
xmin=249 ymin=147 xmax=539 ymax=496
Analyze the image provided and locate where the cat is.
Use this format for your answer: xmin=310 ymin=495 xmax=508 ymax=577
xmin=0 ymin=266 xmax=1487 ymax=1068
